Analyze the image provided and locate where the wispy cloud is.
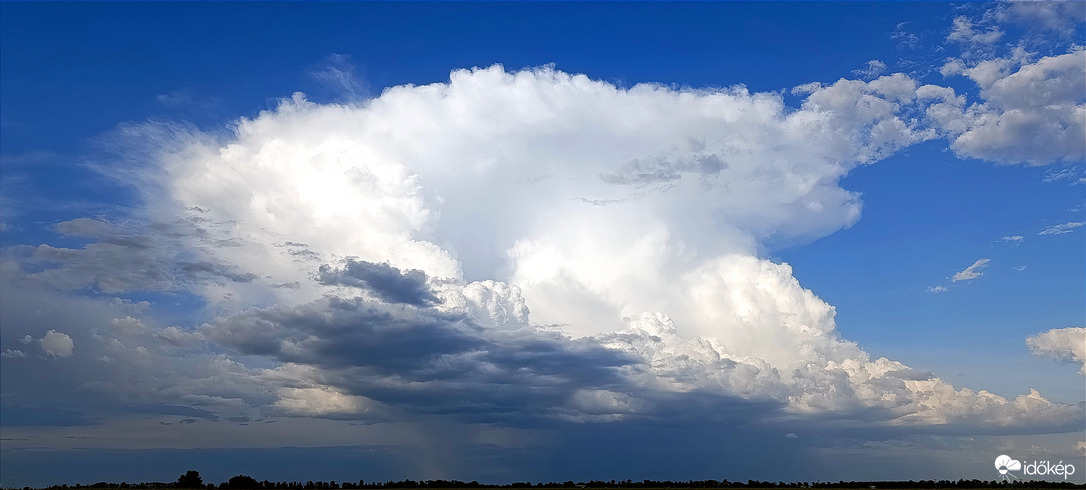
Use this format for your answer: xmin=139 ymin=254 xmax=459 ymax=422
xmin=952 ymin=258 xmax=990 ymax=282
xmin=852 ymin=60 xmax=887 ymax=79
xmin=156 ymin=87 xmax=220 ymax=112
xmin=1042 ymin=167 xmax=1082 ymax=183
xmin=891 ymin=22 xmax=921 ymax=50
xmin=310 ymin=53 xmax=366 ymax=98
xmin=1038 ymin=221 xmax=1084 ymax=235
xmin=0 ymin=150 xmax=57 ymax=167
xmin=947 ymin=15 xmax=1003 ymax=44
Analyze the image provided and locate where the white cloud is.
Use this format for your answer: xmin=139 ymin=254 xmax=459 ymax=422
xmin=104 ymin=65 xmax=931 ymax=320
xmin=679 ymin=255 xmax=851 ymax=369
xmin=1027 ymin=327 xmax=1086 ymax=374
xmin=5 ymin=64 xmax=1080 ymax=437
xmin=928 ymin=48 xmax=1086 ymax=165
xmin=600 ymin=311 xmax=1080 ymax=428
xmin=39 ymin=329 xmax=74 ymax=358
xmin=895 ymin=384 xmax=1077 ymax=427
xmin=997 ymin=1 xmax=1086 ymax=36
xmin=952 ymin=258 xmax=990 ymax=282
xmin=1 ymin=349 xmax=26 ymax=358
xmin=4 ymin=5 xmax=1086 ymax=478
xmin=1038 ymin=221 xmax=1084 ymax=235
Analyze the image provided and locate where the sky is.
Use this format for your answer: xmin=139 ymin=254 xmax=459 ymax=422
xmin=1 ymin=1 xmax=1085 ymax=487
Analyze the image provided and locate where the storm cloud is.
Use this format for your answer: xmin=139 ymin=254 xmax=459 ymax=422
xmin=1 ymin=2 xmax=1083 ymax=485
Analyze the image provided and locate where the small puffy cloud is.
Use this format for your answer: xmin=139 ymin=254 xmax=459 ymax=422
xmin=39 ymin=329 xmax=75 ymax=358
xmin=1038 ymin=221 xmax=1084 ymax=235
xmin=154 ymin=326 xmax=205 ymax=347
xmin=930 ymin=49 xmax=1086 ymax=165
xmin=938 ymin=59 xmax=968 ymax=78
xmin=947 ymin=15 xmax=1004 ymax=44
xmin=19 ymin=335 xmax=33 ymax=344
xmin=110 ymin=297 xmax=152 ymax=313
xmin=927 ymin=285 xmax=948 ymax=293
xmin=2 ymin=349 xmax=26 ymax=358
xmin=952 ymin=258 xmax=990 ymax=282
xmin=1001 ymin=235 xmax=1023 ymax=243
xmin=1026 ymin=327 xmax=1086 ymax=374
xmin=111 ymin=316 xmax=147 ymax=335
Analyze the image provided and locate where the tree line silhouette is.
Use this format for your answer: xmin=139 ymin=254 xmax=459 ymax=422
xmin=13 ymin=471 xmax=1084 ymax=490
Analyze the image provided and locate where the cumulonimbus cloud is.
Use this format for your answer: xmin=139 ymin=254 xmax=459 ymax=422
xmin=2 ymin=62 xmax=1082 ymax=438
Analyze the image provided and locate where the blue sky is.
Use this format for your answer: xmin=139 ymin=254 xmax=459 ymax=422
xmin=2 ymin=1 xmax=1084 ymax=487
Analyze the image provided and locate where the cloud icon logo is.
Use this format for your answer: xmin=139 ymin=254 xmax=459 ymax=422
xmin=995 ymin=455 xmax=1022 ymax=479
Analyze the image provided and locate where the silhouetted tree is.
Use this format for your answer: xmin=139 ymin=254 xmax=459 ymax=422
xmin=177 ymin=471 xmax=204 ymax=489
xmin=223 ymin=475 xmax=260 ymax=490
